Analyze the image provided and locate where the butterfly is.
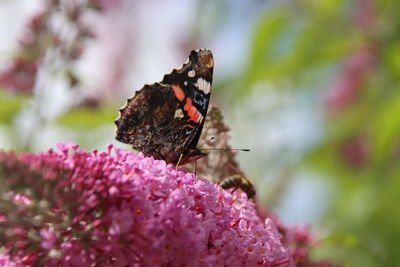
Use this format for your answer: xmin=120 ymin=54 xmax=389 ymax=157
xmin=115 ymin=49 xmax=213 ymax=166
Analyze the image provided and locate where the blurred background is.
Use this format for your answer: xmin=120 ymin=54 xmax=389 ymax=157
xmin=0 ymin=0 xmax=398 ymax=266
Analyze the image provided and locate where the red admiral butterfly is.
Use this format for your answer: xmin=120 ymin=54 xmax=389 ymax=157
xmin=115 ymin=49 xmax=213 ymax=165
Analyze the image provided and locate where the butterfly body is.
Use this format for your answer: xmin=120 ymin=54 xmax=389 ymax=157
xmin=115 ymin=49 xmax=213 ymax=165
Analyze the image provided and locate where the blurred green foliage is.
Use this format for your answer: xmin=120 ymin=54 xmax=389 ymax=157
xmin=245 ymin=3 xmax=358 ymax=91
xmin=0 ymin=91 xmax=28 ymax=125
xmin=239 ymin=0 xmax=400 ymax=266
xmin=57 ymin=105 xmax=118 ymax=129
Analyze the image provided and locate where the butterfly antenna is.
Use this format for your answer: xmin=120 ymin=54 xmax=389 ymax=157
xmin=201 ymin=148 xmax=250 ymax=152
xmin=199 ymin=137 xmax=250 ymax=152
xmin=198 ymin=136 xmax=216 ymax=148
xmin=176 ymin=154 xmax=183 ymax=169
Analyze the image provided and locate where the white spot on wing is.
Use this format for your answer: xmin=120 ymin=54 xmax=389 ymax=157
xmin=184 ymin=81 xmax=188 ymax=86
xmin=174 ymin=108 xmax=184 ymax=119
xmin=188 ymin=70 xmax=195 ymax=77
xmin=194 ymin=77 xmax=211 ymax=94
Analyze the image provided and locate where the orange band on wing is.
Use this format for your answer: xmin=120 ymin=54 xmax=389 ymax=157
xmin=172 ymin=84 xmax=185 ymax=101
xmin=188 ymin=106 xmax=201 ymax=122
xmin=184 ymin=98 xmax=203 ymax=123
xmin=184 ymin=97 xmax=192 ymax=111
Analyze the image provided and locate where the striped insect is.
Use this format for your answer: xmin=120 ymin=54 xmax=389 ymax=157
xmin=219 ymin=174 xmax=256 ymax=199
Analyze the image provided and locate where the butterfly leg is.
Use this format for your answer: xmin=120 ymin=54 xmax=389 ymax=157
xmin=175 ymin=154 xmax=183 ymax=171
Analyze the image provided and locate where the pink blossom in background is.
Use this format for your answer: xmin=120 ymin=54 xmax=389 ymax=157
xmin=354 ymin=0 xmax=376 ymax=29
xmin=0 ymin=143 xmax=296 ymax=266
xmin=0 ymin=0 xmax=125 ymax=95
xmin=338 ymin=135 xmax=369 ymax=169
xmin=324 ymin=47 xmax=375 ymax=112
xmin=0 ymin=58 xmax=38 ymax=93
xmin=324 ymin=0 xmax=376 ymax=113
xmin=0 ymin=4 xmax=48 ymax=93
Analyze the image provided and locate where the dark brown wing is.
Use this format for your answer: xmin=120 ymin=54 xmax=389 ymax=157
xmin=115 ymin=83 xmax=188 ymax=164
xmin=115 ymin=49 xmax=213 ymax=165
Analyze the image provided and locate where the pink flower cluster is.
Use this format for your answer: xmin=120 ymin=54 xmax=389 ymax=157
xmin=0 ymin=143 xmax=293 ymax=266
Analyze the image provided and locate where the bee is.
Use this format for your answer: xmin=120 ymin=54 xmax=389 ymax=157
xmin=218 ymin=174 xmax=256 ymax=199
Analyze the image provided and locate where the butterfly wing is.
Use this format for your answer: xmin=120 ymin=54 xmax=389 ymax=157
xmin=115 ymin=49 xmax=214 ymax=165
xmin=161 ymin=49 xmax=214 ymax=155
